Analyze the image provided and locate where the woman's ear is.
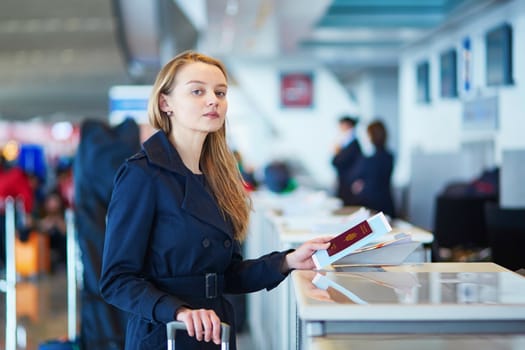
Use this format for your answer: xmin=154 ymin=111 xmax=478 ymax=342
xmin=159 ymin=94 xmax=170 ymax=113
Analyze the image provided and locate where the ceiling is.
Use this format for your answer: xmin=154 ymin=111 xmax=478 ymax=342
xmin=0 ymin=0 xmax=503 ymax=123
xmin=0 ymin=0 xmax=130 ymax=122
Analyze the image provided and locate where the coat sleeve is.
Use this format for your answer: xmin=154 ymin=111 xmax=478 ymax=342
xmin=99 ymin=162 xmax=185 ymax=323
xmin=223 ymin=240 xmax=293 ymax=294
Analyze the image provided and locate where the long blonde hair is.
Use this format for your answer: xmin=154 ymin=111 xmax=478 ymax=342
xmin=147 ymin=50 xmax=251 ymax=241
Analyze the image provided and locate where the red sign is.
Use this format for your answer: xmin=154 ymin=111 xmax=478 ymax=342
xmin=280 ymin=73 xmax=313 ymax=108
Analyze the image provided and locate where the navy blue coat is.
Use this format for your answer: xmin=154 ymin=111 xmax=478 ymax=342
xmin=350 ymin=148 xmax=396 ymax=218
xmin=99 ymin=131 xmax=289 ymax=349
xmin=332 ymin=138 xmax=363 ymax=205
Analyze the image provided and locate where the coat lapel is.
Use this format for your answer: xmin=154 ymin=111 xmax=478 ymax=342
xmin=181 ymin=174 xmax=233 ymax=236
xmin=142 ymin=131 xmax=233 ymax=237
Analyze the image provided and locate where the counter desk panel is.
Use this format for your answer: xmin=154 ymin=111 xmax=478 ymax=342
xmin=292 ymin=263 xmax=525 ymax=350
xmin=245 ymin=197 xmax=435 ymax=350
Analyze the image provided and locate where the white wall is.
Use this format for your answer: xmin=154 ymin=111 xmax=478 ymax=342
xmin=397 ymin=0 xmax=525 ymax=187
xmin=373 ymin=68 xmax=400 ymax=154
xmin=225 ymin=57 xmax=359 ymax=189
xmin=397 ymin=0 xmax=525 ymax=225
xmin=344 ymin=68 xmax=399 ymax=155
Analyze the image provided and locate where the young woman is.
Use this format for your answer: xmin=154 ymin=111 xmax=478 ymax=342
xmin=99 ymin=51 xmax=330 ymax=350
xmin=350 ymin=120 xmax=396 ymax=218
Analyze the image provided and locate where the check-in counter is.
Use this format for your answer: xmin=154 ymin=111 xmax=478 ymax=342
xmin=307 ymin=334 xmax=525 ymax=350
xmin=271 ymin=211 xmax=434 ymax=262
xmin=292 ymin=263 xmax=525 ymax=350
xmin=244 ymin=190 xmax=434 ymax=350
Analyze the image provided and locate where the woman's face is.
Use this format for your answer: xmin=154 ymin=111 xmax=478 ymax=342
xmin=160 ymin=61 xmax=228 ymax=135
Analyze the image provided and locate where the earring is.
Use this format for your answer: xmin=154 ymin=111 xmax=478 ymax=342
xmin=166 ymin=111 xmax=173 ymax=116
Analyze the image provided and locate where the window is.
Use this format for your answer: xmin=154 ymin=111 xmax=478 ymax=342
xmin=440 ymin=49 xmax=458 ymax=98
xmin=416 ymin=61 xmax=430 ymax=103
xmin=486 ymin=23 xmax=513 ymax=86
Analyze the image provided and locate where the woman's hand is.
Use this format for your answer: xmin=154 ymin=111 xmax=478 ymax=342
xmin=282 ymin=236 xmax=332 ymax=272
xmin=175 ymin=307 xmax=222 ymax=344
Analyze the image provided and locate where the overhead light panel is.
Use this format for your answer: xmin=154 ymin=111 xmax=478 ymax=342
xmin=226 ymin=0 xmax=239 ymax=16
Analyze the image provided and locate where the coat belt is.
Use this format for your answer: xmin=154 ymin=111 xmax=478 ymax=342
xmin=154 ymin=273 xmax=225 ymax=299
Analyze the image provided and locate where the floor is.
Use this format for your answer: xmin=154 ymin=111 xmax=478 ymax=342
xmin=1 ymin=270 xmax=71 ymax=350
xmin=0 ymin=270 xmax=255 ymax=350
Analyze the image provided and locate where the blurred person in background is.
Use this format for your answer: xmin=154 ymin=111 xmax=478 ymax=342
xmin=331 ymin=115 xmax=362 ymax=206
xmin=74 ymin=117 xmax=141 ymax=350
xmin=263 ymin=160 xmax=297 ymax=194
xmin=37 ymin=189 xmax=67 ymax=271
xmin=55 ymin=156 xmax=75 ymax=209
xmin=349 ymin=120 xmax=396 ymax=218
xmin=0 ymin=145 xmax=44 ymax=268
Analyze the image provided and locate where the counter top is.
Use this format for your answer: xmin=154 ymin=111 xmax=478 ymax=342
xmin=293 ymin=263 xmax=525 ymax=322
xmin=271 ymin=210 xmax=433 ymax=245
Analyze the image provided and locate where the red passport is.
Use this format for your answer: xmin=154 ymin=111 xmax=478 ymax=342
xmin=326 ymin=220 xmax=372 ymax=256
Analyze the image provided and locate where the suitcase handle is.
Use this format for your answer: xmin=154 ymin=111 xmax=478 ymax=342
xmin=166 ymin=321 xmax=230 ymax=350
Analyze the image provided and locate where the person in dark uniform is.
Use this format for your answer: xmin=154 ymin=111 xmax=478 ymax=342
xmin=331 ymin=115 xmax=362 ymax=206
xmin=99 ymin=51 xmax=330 ymax=350
xmin=75 ymin=118 xmax=141 ymax=349
xmin=349 ymin=120 xmax=396 ymax=218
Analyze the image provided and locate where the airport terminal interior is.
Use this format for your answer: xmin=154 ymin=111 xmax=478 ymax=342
xmin=1 ymin=0 xmax=525 ymax=349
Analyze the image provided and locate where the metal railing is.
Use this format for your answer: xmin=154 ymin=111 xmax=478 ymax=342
xmin=2 ymin=197 xmax=17 ymax=350
xmin=2 ymin=197 xmax=78 ymax=350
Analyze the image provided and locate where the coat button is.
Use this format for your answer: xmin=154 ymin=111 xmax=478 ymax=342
xmin=202 ymin=238 xmax=210 ymax=248
xmin=223 ymin=239 xmax=231 ymax=248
